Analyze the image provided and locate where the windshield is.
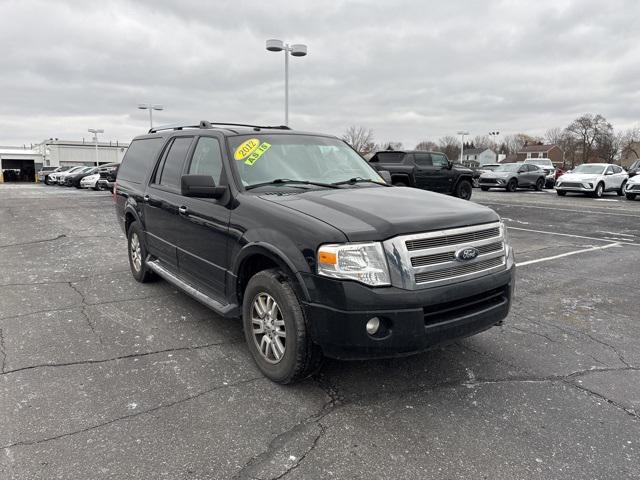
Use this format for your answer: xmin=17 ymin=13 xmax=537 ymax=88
xmin=494 ymin=164 xmax=520 ymax=172
xmin=572 ymin=164 xmax=606 ymax=174
xmin=526 ymin=159 xmax=552 ymax=166
xmin=482 ymin=165 xmax=499 ymax=171
xmin=228 ymin=134 xmax=383 ymax=189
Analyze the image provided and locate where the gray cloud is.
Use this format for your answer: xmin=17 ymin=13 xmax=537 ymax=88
xmin=1 ymin=0 xmax=638 ymax=147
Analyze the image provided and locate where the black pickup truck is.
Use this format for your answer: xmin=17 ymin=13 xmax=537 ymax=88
xmin=115 ymin=122 xmax=514 ymax=383
xmin=369 ymin=150 xmax=474 ymax=200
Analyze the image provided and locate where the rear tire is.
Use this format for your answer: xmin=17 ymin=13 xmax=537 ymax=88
xmin=454 ymin=179 xmax=472 ymax=200
xmin=127 ymin=222 xmax=153 ymax=283
xmin=506 ymin=179 xmax=517 ymax=192
xmin=534 ymin=177 xmax=544 ymax=191
xmin=618 ymin=181 xmax=627 ymax=196
xmin=242 ymin=269 xmax=323 ymax=384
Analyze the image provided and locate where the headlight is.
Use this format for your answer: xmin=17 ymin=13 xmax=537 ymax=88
xmin=317 ymin=242 xmax=390 ymax=286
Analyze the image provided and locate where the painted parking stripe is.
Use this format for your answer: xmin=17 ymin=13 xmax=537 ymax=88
xmin=479 ymin=201 xmax=640 ymax=218
xmin=507 ymin=226 xmax=638 ymax=245
xmin=516 ymin=242 xmax=622 ymax=267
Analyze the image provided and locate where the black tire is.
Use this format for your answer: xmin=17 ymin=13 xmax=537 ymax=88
xmin=506 ymin=179 xmax=517 ymax=192
xmin=480 ymin=186 xmax=490 ymax=191
xmin=618 ymin=181 xmax=627 ymax=196
xmin=557 ymin=190 xmax=567 ymax=196
xmin=44 ymin=176 xmax=53 ymax=185
xmin=592 ymin=182 xmax=604 ymax=198
xmin=127 ymin=222 xmax=153 ymax=283
xmin=626 ymin=193 xmax=637 ymax=200
xmin=534 ymin=177 xmax=545 ymax=191
xmin=392 ymin=180 xmax=408 ymax=187
xmin=454 ymin=179 xmax=473 ymax=200
xmin=242 ymin=269 xmax=323 ymax=384
xmin=92 ymin=185 xmax=100 ymax=191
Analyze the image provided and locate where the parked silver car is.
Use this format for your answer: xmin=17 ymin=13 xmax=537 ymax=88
xmin=478 ymin=163 xmax=546 ymax=192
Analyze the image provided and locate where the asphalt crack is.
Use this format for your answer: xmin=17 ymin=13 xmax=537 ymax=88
xmin=0 ymin=339 xmax=244 ymax=376
xmin=566 ymin=380 xmax=639 ymax=420
xmin=0 ymin=234 xmax=66 ymax=249
xmin=1 ymin=376 xmax=262 ymax=450
xmin=67 ymin=281 xmax=102 ymax=345
xmin=0 ymin=327 xmax=6 ymax=373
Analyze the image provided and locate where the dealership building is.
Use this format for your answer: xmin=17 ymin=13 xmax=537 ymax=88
xmin=0 ymin=138 xmax=128 ymax=182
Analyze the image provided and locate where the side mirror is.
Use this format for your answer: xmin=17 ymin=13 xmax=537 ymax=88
xmin=605 ymin=171 xmax=613 ymax=176
xmin=518 ymin=168 xmax=526 ymax=173
xmin=446 ymin=161 xmax=453 ymax=170
xmin=181 ymin=174 xmax=227 ymax=199
xmin=378 ymin=170 xmax=392 ymax=184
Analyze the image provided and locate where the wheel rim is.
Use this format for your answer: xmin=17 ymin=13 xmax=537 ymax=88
xmin=460 ymin=184 xmax=471 ymax=199
xmin=508 ymin=180 xmax=516 ymax=191
xmin=251 ymin=292 xmax=286 ymax=364
xmin=130 ymin=233 xmax=142 ymax=272
xmin=597 ymin=184 xmax=603 ymax=197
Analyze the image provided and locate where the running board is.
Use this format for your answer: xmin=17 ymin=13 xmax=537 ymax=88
xmin=146 ymin=259 xmax=239 ymax=317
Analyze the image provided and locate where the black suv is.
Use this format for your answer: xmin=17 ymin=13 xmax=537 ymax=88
xmin=115 ymin=122 xmax=514 ymax=383
xmin=368 ymin=150 xmax=474 ymax=200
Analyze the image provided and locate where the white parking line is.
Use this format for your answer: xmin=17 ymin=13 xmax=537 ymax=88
xmin=507 ymin=226 xmax=638 ymax=245
xmin=516 ymin=242 xmax=622 ymax=267
xmin=479 ymin=201 xmax=640 ymax=218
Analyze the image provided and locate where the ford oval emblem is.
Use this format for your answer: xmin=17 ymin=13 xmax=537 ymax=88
xmin=455 ymin=247 xmax=479 ymax=262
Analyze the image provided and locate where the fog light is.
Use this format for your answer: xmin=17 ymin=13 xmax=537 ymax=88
xmin=366 ymin=317 xmax=380 ymax=335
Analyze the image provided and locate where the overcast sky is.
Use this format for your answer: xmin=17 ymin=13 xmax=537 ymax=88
xmin=1 ymin=0 xmax=639 ymax=147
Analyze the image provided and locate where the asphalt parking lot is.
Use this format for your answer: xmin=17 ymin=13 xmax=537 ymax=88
xmin=1 ymin=183 xmax=639 ymax=479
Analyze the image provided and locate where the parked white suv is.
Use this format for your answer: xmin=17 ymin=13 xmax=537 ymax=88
xmin=625 ymin=174 xmax=640 ymax=200
xmin=555 ymin=163 xmax=628 ymax=198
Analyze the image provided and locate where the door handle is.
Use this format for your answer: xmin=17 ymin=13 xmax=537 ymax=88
xmin=178 ymin=206 xmax=188 ymax=215
xmin=143 ymin=195 xmax=150 ymax=202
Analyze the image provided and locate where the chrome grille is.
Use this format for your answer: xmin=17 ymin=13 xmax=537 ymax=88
xmin=559 ymin=182 xmax=583 ymax=188
xmin=415 ymin=257 xmax=504 ymax=284
xmin=382 ymin=222 xmax=507 ymax=290
xmin=480 ymin=178 xmax=499 ymax=184
xmin=406 ymin=227 xmax=500 ymax=251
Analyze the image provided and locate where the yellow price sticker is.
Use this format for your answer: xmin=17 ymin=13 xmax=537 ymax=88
xmin=234 ymin=138 xmax=260 ymax=161
xmin=245 ymin=142 xmax=271 ymax=166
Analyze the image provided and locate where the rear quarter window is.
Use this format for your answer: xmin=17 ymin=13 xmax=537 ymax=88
xmin=371 ymin=152 xmax=405 ymax=163
xmin=117 ymin=137 xmax=165 ymax=184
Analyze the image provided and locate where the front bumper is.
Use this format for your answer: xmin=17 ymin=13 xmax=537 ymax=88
xmin=478 ymin=178 xmax=507 ymax=188
xmin=555 ymin=181 xmax=596 ymax=193
xmin=301 ymin=264 xmax=515 ymax=360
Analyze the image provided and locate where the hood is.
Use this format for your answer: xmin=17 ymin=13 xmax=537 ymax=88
xmin=452 ymin=164 xmax=473 ymax=174
xmin=83 ymin=173 xmax=100 ymax=180
xmin=480 ymin=171 xmax=510 ymax=178
xmin=627 ymin=175 xmax=640 ymax=185
xmin=558 ymin=173 xmax=602 ymax=181
xmin=258 ymin=186 xmax=499 ymax=242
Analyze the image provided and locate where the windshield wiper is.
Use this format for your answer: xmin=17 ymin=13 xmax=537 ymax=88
xmin=245 ymin=178 xmax=341 ymax=190
xmin=331 ymin=177 xmax=391 ymax=187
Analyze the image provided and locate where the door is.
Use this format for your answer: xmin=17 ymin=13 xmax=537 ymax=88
xmin=413 ymin=153 xmax=450 ymax=192
xmin=175 ymin=136 xmax=230 ymax=296
xmin=526 ymin=164 xmax=540 ymax=186
xmin=143 ymin=136 xmax=194 ymax=268
xmin=603 ymin=165 xmax=617 ymax=191
xmin=611 ymin=165 xmax=626 ymax=190
xmin=430 ymin=153 xmax=455 ymax=192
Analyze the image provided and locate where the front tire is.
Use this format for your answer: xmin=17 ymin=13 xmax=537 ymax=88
xmin=626 ymin=193 xmax=637 ymax=200
xmin=480 ymin=186 xmax=490 ymax=191
xmin=618 ymin=181 xmax=627 ymax=196
xmin=557 ymin=190 xmax=566 ymax=196
xmin=592 ymin=182 xmax=604 ymax=198
xmin=127 ymin=222 xmax=153 ymax=283
xmin=506 ymin=179 xmax=518 ymax=192
xmin=242 ymin=269 xmax=323 ymax=384
xmin=392 ymin=180 xmax=408 ymax=187
xmin=454 ymin=179 xmax=473 ymax=200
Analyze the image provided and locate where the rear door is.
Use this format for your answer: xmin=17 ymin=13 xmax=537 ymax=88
xmin=174 ymin=135 xmax=231 ymax=296
xmin=143 ymin=135 xmax=194 ymax=268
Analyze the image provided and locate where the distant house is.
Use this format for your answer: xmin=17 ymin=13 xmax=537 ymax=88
xmin=516 ymin=144 xmax=564 ymax=165
xmin=461 ymin=148 xmax=496 ymax=167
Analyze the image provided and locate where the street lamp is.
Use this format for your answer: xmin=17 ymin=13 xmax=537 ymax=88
xmin=489 ymin=131 xmax=500 ymax=161
xmin=266 ymin=39 xmax=308 ymax=126
xmin=138 ymin=104 xmax=164 ymax=129
xmin=88 ymin=128 xmax=104 ymax=166
xmin=457 ymin=130 xmax=469 ymax=163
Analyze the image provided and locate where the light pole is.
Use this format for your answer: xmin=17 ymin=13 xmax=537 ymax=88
xmin=138 ymin=104 xmax=164 ymax=129
xmin=88 ymin=128 xmax=104 ymax=166
xmin=266 ymin=39 xmax=308 ymax=126
xmin=457 ymin=130 xmax=469 ymax=163
xmin=489 ymin=131 xmax=500 ymax=162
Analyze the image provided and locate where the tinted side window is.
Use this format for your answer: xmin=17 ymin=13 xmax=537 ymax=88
xmin=373 ymin=152 xmax=405 ymax=163
xmin=188 ymin=137 xmax=223 ymax=183
xmin=414 ymin=153 xmax=431 ymax=166
xmin=431 ymin=153 xmax=449 ymax=167
xmin=117 ymin=138 xmax=164 ymax=183
xmin=613 ymin=165 xmax=622 ymax=173
xmin=158 ymin=137 xmax=193 ymax=189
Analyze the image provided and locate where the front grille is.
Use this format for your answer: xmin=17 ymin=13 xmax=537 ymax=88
xmin=480 ymin=178 xmax=499 ymax=184
xmin=559 ymin=182 xmax=583 ymax=188
xmin=411 ymin=241 xmax=503 ymax=267
xmin=383 ymin=222 xmax=507 ymax=290
xmin=630 ymin=184 xmax=640 ymax=191
xmin=423 ymin=286 xmax=508 ymax=326
xmin=415 ymin=256 xmax=504 ymax=284
xmin=406 ymin=227 xmax=500 ymax=251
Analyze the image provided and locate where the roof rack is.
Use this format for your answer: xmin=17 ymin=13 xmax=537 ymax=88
xmin=148 ymin=120 xmax=291 ymax=134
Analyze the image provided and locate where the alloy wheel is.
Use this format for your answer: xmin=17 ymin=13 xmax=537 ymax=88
xmin=130 ymin=233 xmax=142 ymax=272
xmin=251 ymin=292 xmax=286 ymax=364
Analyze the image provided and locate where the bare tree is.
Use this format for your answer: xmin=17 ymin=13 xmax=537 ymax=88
xmin=437 ymin=136 xmax=460 ymax=160
xmin=566 ymin=113 xmax=612 ymax=165
xmin=544 ymin=127 xmax=564 ymax=146
xmin=501 ymin=133 xmax=540 ymax=155
xmin=342 ymin=125 xmax=375 ymax=154
xmin=472 ymin=135 xmax=492 ymax=150
xmin=374 ymin=141 xmax=403 ymax=151
xmin=620 ymin=127 xmax=640 ymax=162
xmin=415 ymin=140 xmax=438 ymax=150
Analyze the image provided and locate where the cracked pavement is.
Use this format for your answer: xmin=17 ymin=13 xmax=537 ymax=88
xmin=1 ymin=184 xmax=639 ymax=479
